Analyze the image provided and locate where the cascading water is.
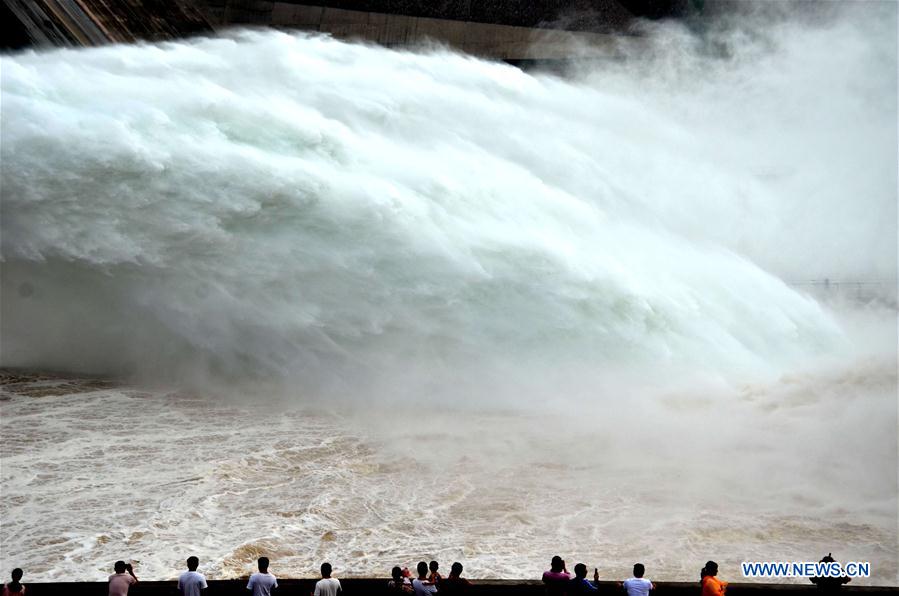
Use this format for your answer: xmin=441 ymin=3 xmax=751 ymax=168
xmin=1 ymin=1 xmax=896 ymax=584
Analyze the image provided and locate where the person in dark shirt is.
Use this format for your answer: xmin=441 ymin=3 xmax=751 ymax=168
xmin=388 ymin=566 xmax=413 ymax=594
xmin=810 ymin=554 xmax=851 ymax=592
xmin=3 ymin=568 xmax=25 ymax=595
xmin=428 ymin=561 xmax=442 ymax=586
xmin=439 ymin=563 xmax=472 ymax=595
xmin=568 ymin=563 xmax=600 ymax=593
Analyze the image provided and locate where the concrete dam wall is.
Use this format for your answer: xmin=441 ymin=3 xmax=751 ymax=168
xmin=1 ymin=0 xmax=688 ymax=59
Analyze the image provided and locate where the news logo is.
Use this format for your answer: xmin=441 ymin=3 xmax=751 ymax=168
xmin=741 ymin=561 xmax=870 ymax=578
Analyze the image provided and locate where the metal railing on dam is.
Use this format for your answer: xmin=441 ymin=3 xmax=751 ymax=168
xmin=787 ymin=279 xmax=898 ymax=306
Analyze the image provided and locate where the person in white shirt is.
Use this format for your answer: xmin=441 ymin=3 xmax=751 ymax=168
xmin=411 ymin=562 xmax=437 ymax=596
xmin=247 ymin=557 xmax=278 ymax=596
xmin=313 ymin=562 xmax=341 ymax=596
xmin=178 ymin=556 xmax=208 ymax=596
xmin=622 ymin=563 xmax=654 ymax=596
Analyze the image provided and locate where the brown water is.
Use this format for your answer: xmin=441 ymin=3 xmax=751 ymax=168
xmin=2 ymin=356 xmax=896 ymax=584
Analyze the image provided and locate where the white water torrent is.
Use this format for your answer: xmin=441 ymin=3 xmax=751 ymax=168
xmin=1 ymin=2 xmax=896 ymax=584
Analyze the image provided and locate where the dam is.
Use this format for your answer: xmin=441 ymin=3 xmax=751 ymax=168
xmin=1 ymin=0 xmax=896 ymax=590
xmin=2 ymin=0 xmax=692 ymax=59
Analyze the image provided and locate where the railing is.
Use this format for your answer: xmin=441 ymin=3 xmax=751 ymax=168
xmin=787 ymin=279 xmax=897 ymax=305
xmin=15 ymin=579 xmax=899 ymax=596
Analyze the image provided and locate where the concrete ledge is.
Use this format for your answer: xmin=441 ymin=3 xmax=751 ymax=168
xmin=17 ymin=580 xmax=899 ymax=595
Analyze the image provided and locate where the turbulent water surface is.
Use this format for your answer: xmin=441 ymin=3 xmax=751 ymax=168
xmin=1 ymin=1 xmax=897 ymax=584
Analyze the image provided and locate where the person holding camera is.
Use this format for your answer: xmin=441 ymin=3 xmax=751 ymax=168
xmin=542 ymin=556 xmax=571 ymax=596
xmin=108 ymin=561 xmax=138 ymax=596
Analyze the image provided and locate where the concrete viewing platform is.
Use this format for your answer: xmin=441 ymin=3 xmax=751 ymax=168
xmin=16 ymin=580 xmax=899 ymax=595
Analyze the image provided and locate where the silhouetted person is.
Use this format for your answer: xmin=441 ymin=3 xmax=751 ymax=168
xmin=700 ymin=562 xmax=726 ymax=596
xmin=178 ymin=556 xmax=208 ymax=596
xmin=412 ymin=561 xmax=437 ymax=596
xmin=623 ymin=563 xmax=654 ymax=596
xmin=543 ymin=556 xmax=571 ymax=595
xmin=247 ymin=557 xmax=278 ymax=596
xmin=810 ymin=554 xmax=851 ymax=592
xmin=428 ymin=561 xmax=442 ymax=585
xmin=388 ymin=566 xmax=413 ymax=593
xmin=108 ymin=561 xmax=138 ymax=596
xmin=568 ymin=563 xmax=600 ymax=593
xmin=439 ymin=562 xmax=472 ymax=595
xmin=2 ymin=569 xmax=24 ymax=595
xmin=314 ymin=562 xmax=341 ymax=596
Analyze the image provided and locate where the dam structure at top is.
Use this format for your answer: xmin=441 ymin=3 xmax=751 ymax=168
xmin=2 ymin=0 xmax=693 ymax=58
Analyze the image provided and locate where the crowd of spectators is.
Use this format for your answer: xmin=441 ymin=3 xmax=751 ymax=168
xmin=1 ymin=552 xmax=855 ymax=595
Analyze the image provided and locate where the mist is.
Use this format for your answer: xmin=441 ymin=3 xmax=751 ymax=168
xmin=2 ymin=3 xmax=894 ymax=399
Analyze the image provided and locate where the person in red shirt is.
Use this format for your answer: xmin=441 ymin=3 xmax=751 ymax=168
xmin=543 ymin=556 xmax=571 ymax=596
xmin=700 ymin=561 xmax=726 ymax=596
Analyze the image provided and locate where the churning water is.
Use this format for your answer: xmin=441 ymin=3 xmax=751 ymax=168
xmin=1 ymin=2 xmax=896 ymax=584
